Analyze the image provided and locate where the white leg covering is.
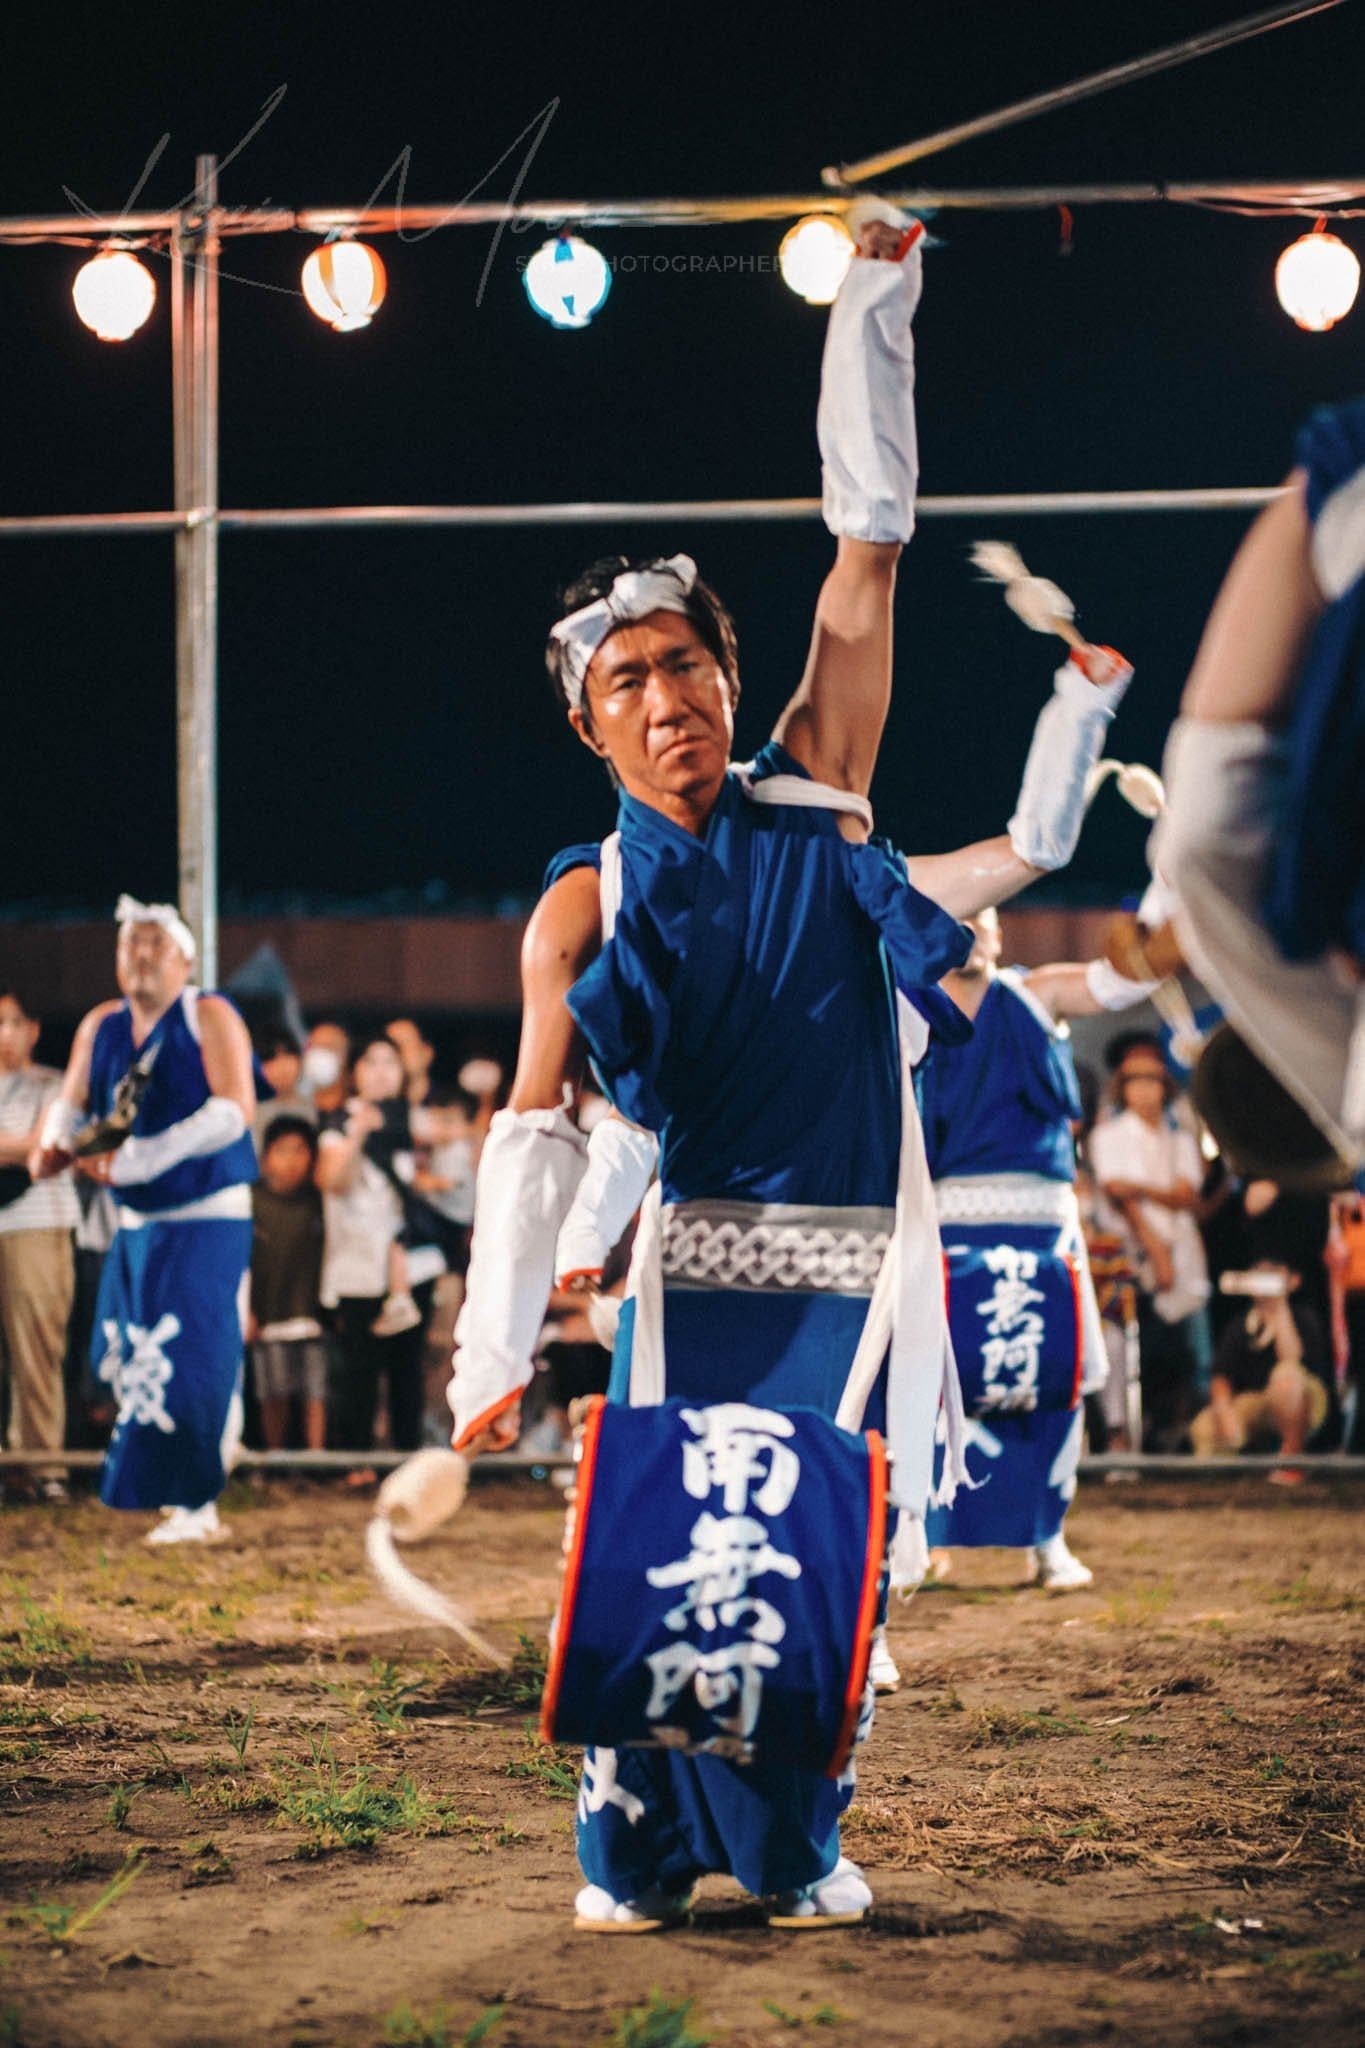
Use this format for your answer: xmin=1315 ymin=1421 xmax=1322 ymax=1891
xmin=818 ymin=242 xmax=922 ymax=543
xmin=1156 ymin=717 xmax=1364 ymax=1166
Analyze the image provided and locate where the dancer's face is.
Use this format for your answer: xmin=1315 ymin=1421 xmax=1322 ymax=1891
xmin=573 ymin=610 xmax=735 ymax=821
xmin=116 ymin=921 xmax=190 ymax=1010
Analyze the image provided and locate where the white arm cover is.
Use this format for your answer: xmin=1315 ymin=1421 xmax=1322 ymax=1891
xmin=1084 ymin=956 xmax=1162 ymax=1012
xmin=108 ymin=1096 xmax=246 ymax=1186
xmin=1137 ymin=870 xmax=1179 ymax=932
xmin=446 ymin=1105 xmax=588 ymax=1447
xmin=39 ymin=1096 xmax=82 ymax=1151
xmin=818 ymin=242 xmax=922 ymax=544
xmin=1312 ymin=463 xmax=1365 ymax=601
xmin=554 ymin=1116 xmax=659 ymax=1284
xmin=1008 ymin=657 xmax=1134 ymax=871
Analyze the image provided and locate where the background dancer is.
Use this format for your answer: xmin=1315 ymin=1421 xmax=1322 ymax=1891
xmin=920 ymin=903 xmax=1155 ymax=1594
xmin=446 ymin=205 xmax=1133 ymax=1934
xmin=29 ymin=900 xmax=256 ymax=1544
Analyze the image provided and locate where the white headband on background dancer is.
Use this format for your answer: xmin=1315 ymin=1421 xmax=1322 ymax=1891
xmin=115 ymin=894 xmax=196 ymax=962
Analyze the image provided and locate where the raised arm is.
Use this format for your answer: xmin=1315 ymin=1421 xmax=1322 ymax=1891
xmin=446 ymin=867 xmax=602 ymax=1455
xmin=773 ymin=208 xmax=923 ymax=804
xmin=905 ymin=642 xmax=1134 ymax=917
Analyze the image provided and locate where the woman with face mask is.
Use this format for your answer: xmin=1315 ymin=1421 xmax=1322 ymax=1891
xmin=300 ymin=1024 xmax=351 ymax=1117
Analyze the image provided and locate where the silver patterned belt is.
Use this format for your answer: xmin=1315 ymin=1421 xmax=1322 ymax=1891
xmin=933 ymin=1174 xmax=1074 ymax=1229
xmin=660 ymin=1198 xmax=894 ymax=1296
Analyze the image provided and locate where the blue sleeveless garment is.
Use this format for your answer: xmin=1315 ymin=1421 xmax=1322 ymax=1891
xmin=90 ymin=991 xmax=253 ymax=1512
xmin=921 ymin=975 xmax=1085 ymax=1552
xmin=1263 ymin=396 xmax=1365 ymax=963
xmin=546 ymin=743 xmax=971 ymax=1900
xmin=88 ymin=991 xmax=258 ymax=1212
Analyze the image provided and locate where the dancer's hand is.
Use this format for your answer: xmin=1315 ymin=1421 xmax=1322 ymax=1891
xmin=1074 ymin=643 xmax=1132 ymax=690
xmin=27 ymin=1143 xmax=73 ymax=1182
xmin=459 ymin=1399 xmax=522 ymax=1458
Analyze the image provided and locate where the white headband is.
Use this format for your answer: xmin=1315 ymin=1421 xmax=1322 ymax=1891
xmin=115 ymin=894 xmax=196 ymax=962
xmin=548 ymin=554 xmax=699 ymax=710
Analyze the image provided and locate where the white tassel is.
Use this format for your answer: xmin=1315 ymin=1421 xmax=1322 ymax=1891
xmin=365 ymin=1449 xmax=508 ymax=1668
xmin=1085 ymin=757 xmax=1167 ymax=819
xmin=970 ymin=539 xmax=1079 ymax=644
xmin=366 ymin=1517 xmax=509 ymax=1668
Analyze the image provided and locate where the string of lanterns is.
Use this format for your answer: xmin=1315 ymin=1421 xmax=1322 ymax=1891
xmin=68 ymin=214 xmax=1360 ymax=343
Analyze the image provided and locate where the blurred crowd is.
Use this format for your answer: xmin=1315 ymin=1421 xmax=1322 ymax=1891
xmin=1 ymin=985 xmax=1361 ymax=1497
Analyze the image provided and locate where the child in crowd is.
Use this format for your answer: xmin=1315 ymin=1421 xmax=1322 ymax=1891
xmin=248 ymin=1116 xmax=328 ymax=1450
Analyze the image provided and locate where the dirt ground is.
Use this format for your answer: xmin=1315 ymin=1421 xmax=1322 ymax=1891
xmin=1 ymin=1473 xmax=1362 ymax=2048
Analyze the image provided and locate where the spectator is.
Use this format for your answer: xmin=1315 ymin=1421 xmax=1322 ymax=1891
xmin=301 ymin=1021 xmax=351 ymax=1119
xmin=0 ymin=991 xmax=79 ymax=1497
xmin=386 ymin=1018 xmax=435 ymax=1106
xmin=253 ymin=1026 xmax=314 ymax=1150
xmin=315 ymin=1034 xmax=448 ymax=1466
xmin=1190 ymin=1262 xmax=1330 ymax=1479
xmin=248 ymin=1115 xmax=328 ymax=1452
xmin=1089 ymin=1032 xmax=1213 ymax=1449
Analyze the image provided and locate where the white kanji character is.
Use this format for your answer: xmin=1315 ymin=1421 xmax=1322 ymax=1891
xmin=678 ymin=1404 xmax=800 ymax=1515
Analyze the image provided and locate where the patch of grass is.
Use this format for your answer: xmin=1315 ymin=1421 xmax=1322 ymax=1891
xmin=274 ymin=1733 xmax=466 ymax=1854
xmin=0 ymin=2004 xmax=22 ymax=2048
xmin=1096 ymin=1581 xmax=1173 ymax=1629
xmin=0 ymin=1742 xmax=42 ymax=1765
xmin=382 ymin=2002 xmax=505 ymax=2048
xmin=603 ymin=1992 xmax=710 ymax=2048
xmin=11 ymin=1852 xmax=144 ymax=1946
xmin=0 ymin=1706 xmax=52 ymax=1729
xmin=185 ymin=1840 xmax=233 ymax=1887
xmin=223 ymin=1698 xmax=257 ymax=1767
xmin=107 ymin=1781 xmax=146 ymax=1831
xmin=1255 ymin=1947 xmax=1361 ymax=1979
xmin=762 ymin=2002 xmax=849 ymax=2028
xmin=968 ymin=1706 xmax=1087 ymax=1749
xmin=0 ymin=1591 xmax=92 ymax=1672
xmin=504 ymin=1734 xmax=578 ymax=1801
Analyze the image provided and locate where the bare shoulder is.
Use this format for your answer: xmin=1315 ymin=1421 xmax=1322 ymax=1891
xmin=75 ymin=998 xmax=123 ymax=1044
xmin=521 ymin=867 xmax=603 ymax=989
xmin=195 ymin=993 xmax=251 ymax=1040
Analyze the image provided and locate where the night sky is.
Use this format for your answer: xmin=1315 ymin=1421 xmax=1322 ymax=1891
xmin=3 ymin=0 xmax=1364 ymax=919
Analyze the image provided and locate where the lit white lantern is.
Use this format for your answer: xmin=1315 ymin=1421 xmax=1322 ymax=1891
xmin=523 ymin=236 xmax=611 ymax=330
xmin=778 ymin=215 xmax=855 ymax=305
xmin=1275 ymin=229 xmax=1359 ymax=333
xmin=72 ymin=248 xmax=157 ymax=342
xmin=301 ymin=242 xmax=387 ymax=332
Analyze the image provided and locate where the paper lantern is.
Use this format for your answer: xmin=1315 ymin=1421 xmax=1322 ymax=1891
xmin=72 ymin=249 xmax=156 ymax=341
xmin=302 ymin=241 xmax=387 ymax=332
xmin=1275 ymin=229 xmax=1359 ymax=333
xmin=778 ymin=216 xmax=854 ymax=305
xmin=523 ymin=236 xmax=611 ymax=330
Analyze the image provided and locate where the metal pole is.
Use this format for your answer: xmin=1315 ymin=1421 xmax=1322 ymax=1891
xmin=174 ymin=155 xmax=220 ymax=985
xmin=0 ymin=484 xmax=1284 ymax=540
xmin=824 ymin=0 xmax=1352 ymax=185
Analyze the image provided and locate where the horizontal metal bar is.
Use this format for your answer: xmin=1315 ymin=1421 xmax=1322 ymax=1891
xmin=0 ymin=177 xmax=1362 ymax=241
xmin=0 ymin=486 xmax=1282 ymax=540
xmin=4 ymin=1448 xmax=1362 ymax=1478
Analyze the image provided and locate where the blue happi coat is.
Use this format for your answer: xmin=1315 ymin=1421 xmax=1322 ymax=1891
xmin=547 ymin=744 xmax=970 ymax=1899
xmin=89 ymin=990 xmax=254 ymax=1511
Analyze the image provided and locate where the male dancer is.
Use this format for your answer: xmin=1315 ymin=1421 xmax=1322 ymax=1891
xmin=447 ymin=206 xmax=1133 ymax=1931
xmin=30 ymin=899 xmax=256 ymax=1543
xmin=919 ymin=905 xmax=1159 ymax=1599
